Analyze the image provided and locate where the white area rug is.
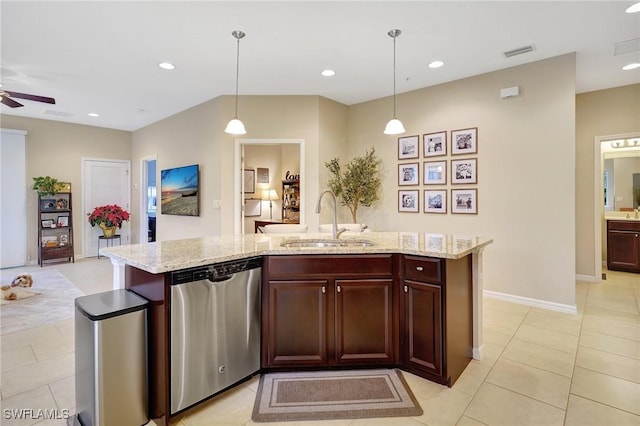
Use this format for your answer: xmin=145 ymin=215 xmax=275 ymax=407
xmin=0 ymin=270 xmax=84 ymax=335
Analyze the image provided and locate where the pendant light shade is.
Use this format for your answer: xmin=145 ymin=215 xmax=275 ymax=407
xmin=225 ymin=30 xmax=247 ymax=135
xmin=384 ymin=29 xmax=406 ymax=135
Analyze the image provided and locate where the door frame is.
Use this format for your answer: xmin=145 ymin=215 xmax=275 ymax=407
xmin=81 ymin=157 xmax=131 ymax=258
xmin=593 ymin=132 xmax=640 ymax=281
xmin=139 ymin=155 xmax=157 ymax=244
xmin=233 ymin=139 xmax=305 ymax=235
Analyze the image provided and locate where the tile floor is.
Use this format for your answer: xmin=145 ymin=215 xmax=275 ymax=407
xmin=1 ymin=259 xmax=639 ymax=425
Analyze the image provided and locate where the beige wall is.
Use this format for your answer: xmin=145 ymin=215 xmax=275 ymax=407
xmin=349 ymin=54 xmax=577 ymax=307
xmin=0 ymin=115 xmax=131 ymax=261
xmin=575 ymin=83 xmax=640 ymax=277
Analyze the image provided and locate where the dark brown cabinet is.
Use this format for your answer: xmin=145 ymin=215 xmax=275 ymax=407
xmin=38 ymin=192 xmax=74 ymax=266
xmin=607 ymin=220 xmax=640 ymax=273
xmin=262 ymin=255 xmax=396 ymax=368
xmin=401 ymin=255 xmax=472 ymax=386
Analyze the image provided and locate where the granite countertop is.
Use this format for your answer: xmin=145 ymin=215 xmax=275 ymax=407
xmin=605 ymin=215 xmax=640 ymax=221
xmin=100 ymin=232 xmax=493 ymax=274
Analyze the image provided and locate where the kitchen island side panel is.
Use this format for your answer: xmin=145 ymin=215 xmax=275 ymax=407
xmin=126 ymin=265 xmax=170 ymax=424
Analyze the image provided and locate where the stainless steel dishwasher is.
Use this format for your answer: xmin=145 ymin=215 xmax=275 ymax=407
xmin=170 ymin=256 xmax=262 ymax=414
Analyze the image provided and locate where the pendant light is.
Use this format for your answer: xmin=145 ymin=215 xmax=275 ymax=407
xmin=225 ymin=30 xmax=247 ymax=135
xmin=384 ymin=29 xmax=406 ymax=135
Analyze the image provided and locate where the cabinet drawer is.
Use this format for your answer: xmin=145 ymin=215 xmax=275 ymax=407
xmin=608 ymin=220 xmax=640 ymax=232
xmin=266 ymin=255 xmax=393 ymax=277
xmin=404 ymin=256 xmax=443 ymax=284
xmin=41 ymin=245 xmax=73 ymax=259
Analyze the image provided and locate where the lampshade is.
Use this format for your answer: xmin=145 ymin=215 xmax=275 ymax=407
xmin=384 ymin=118 xmax=406 ymax=135
xmin=225 ymin=30 xmax=247 ymax=135
xmin=268 ymin=189 xmax=278 ymax=201
xmin=225 ymin=118 xmax=246 ymax=135
xmin=384 ymin=29 xmax=406 ymax=136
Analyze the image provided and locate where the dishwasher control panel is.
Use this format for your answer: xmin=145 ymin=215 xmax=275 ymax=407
xmin=170 ymin=256 xmax=262 ymax=285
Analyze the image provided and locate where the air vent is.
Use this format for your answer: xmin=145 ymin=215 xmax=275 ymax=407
xmin=503 ymin=45 xmax=535 ymax=58
xmin=614 ymin=38 xmax=640 ymax=56
xmin=44 ymin=110 xmax=73 ymax=117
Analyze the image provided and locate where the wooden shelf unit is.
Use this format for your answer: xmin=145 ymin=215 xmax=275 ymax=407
xmin=38 ymin=192 xmax=74 ymax=266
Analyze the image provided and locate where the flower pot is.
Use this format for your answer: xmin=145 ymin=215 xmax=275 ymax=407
xmin=99 ymin=223 xmax=117 ymax=238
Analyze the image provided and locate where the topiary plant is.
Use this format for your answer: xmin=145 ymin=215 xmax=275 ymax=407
xmin=32 ymin=176 xmax=60 ymax=197
xmin=325 ymin=148 xmax=382 ymax=223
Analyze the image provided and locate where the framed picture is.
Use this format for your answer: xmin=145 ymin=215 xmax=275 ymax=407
xmin=56 ymin=215 xmax=69 ymax=227
xmin=398 ymin=135 xmax=419 ymax=159
xmin=451 ymin=189 xmax=478 ymax=214
xmin=398 ymin=190 xmax=419 ymax=212
xmin=40 ymin=199 xmax=56 ymax=211
xmin=59 ymin=234 xmax=68 ymax=245
xmin=423 ymin=161 xmax=447 ymax=185
xmin=398 ymin=163 xmax=419 ymax=186
xmin=256 ymin=167 xmax=270 ymax=184
xmin=55 ymin=198 xmax=68 ymax=209
xmin=244 ymin=198 xmax=262 ymax=217
xmin=451 ymin=127 xmax=478 ymax=155
xmin=424 ymin=190 xmax=447 ymax=214
xmin=41 ymin=219 xmax=54 ymax=228
xmin=451 ymin=158 xmax=477 ymax=184
xmin=423 ymin=131 xmax=447 ymax=157
xmin=160 ymin=164 xmax=200 ymax=216
xmin=243 ymin=168 xmax=255 ymax=193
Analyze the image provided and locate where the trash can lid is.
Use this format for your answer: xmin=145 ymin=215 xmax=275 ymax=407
xmin=75 ymin=289 xmax=148 ymax=321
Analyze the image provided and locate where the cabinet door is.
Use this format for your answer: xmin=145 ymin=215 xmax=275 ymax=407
xmin=403 ymin=280 xmax=442 ymax=377
xmin=608 ymin=230 xmax=640 ymax=271
xmin=266 ymin=280 xmax=328 ymax=367
xmin=335 ymin=279 xmax=394 ymax=365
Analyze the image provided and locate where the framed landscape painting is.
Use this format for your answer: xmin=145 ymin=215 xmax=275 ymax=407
xmin=398 ymin=135 xmax=419 ymax=159
xmin=160 ymin=164 xmax=200 ymax=216
xmin=424 ymin=190 xmax=447 ymax=214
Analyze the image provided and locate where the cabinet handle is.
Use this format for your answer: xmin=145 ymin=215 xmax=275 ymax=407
xmin=337 ymin=285 xmax=341 ymax=293
xmin=404 ymin=285 xmax=408 ymax=293
xmin=322 ymin=286 xmax=326 ymax=294
xmin=416 ymin=266 xmax=424 ymax=271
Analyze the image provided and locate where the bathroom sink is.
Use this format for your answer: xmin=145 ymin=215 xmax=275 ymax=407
xmin=280 ymin=238 xmax=375 ymax=248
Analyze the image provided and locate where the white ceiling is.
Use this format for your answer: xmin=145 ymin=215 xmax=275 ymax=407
xmin=1 ymin=1 xmax=639 ymax=132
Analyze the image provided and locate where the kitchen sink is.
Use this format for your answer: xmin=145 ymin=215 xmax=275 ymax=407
xmin=280 ymin=238 xmax=375 ymax=248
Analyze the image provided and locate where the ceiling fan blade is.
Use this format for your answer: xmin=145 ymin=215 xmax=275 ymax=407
xmin=1 ymin=96 xmax=23 ymax=108
xmin=5 ymin=91 xmax=56 ymax=104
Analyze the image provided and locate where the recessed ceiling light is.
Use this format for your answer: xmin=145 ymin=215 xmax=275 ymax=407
xmin=622 ymin=62 xmax=640 ymax=70
xmin=158 ymin=62 xmax=175 ymax=70
xmin=625 ymin=2 xmax=640 ymax=13
xmin=428 ymin=60 xmax=444 ymax=69
xmin=321 ymin=69 xmax=335 ymax=77
xmin=88 ymin=113 xmax=99 ymax=117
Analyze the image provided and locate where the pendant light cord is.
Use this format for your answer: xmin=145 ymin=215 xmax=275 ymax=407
xmin=234 ymin=35 xmax=240 ymax=118
xmin=392 ymin=34 xmax=397 ymax=118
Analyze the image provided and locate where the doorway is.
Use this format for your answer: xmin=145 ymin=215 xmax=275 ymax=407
xmin=233 ymin=139 xmax=305 ymax=234
xmin=593 ymin=132 xmax=640 ymax=281
xmin=140 ymin=156 xmax=157 ymax=243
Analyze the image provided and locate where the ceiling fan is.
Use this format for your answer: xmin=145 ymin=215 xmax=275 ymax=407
xmin=0 ymin=89 xmax=55 ymax=108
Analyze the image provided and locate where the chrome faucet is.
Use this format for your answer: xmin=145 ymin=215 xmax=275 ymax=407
xmin=315 ymin=190 xmax=347 ymax=239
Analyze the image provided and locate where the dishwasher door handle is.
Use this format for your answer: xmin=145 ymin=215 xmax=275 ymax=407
xmin=208 ymin=274 xmax=235 ymax=283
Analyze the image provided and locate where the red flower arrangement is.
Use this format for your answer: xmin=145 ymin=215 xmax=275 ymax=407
xmin=88 ymin=204 xmax=130 ymax=228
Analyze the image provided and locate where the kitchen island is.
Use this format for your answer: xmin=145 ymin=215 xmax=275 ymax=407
xmin=101 ymin=232 xmax=492 ymax=424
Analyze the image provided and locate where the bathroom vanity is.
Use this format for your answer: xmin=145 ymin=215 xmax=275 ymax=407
xmin=101 ymin=232 xmax=492 ymax=425
xmin=607 ymin=219 xmax=640 ymax=273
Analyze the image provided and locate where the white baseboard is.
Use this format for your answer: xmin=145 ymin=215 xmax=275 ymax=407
xmin=472 ymin=345 xmax=483 ymax=360
xmin=576 ymin=274 xmax=600 ymax=283
xmin=484 ymin=290 xmax=577 ymax=315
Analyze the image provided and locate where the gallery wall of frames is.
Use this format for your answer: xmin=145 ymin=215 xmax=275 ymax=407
xmin=397 ymin=127 xmax=478 ymax=214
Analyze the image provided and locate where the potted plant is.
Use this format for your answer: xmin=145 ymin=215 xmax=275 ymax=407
xmin=88 ymin=204 xmax=131 ymax=238
xmin=32 ymin=176 xmax=60 ymax=197
xmin=325 ymin=148 xmax=382 ymax=223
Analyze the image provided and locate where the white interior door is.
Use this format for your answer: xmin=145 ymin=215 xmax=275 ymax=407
xmin=82 ymin=159 xmax=130 ymax=257
xmin=0 ymin=129 xmax=27 ymax=268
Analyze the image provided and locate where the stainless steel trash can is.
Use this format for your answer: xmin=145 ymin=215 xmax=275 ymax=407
xmin=75 ymin=289 xmax=148 ymax=426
